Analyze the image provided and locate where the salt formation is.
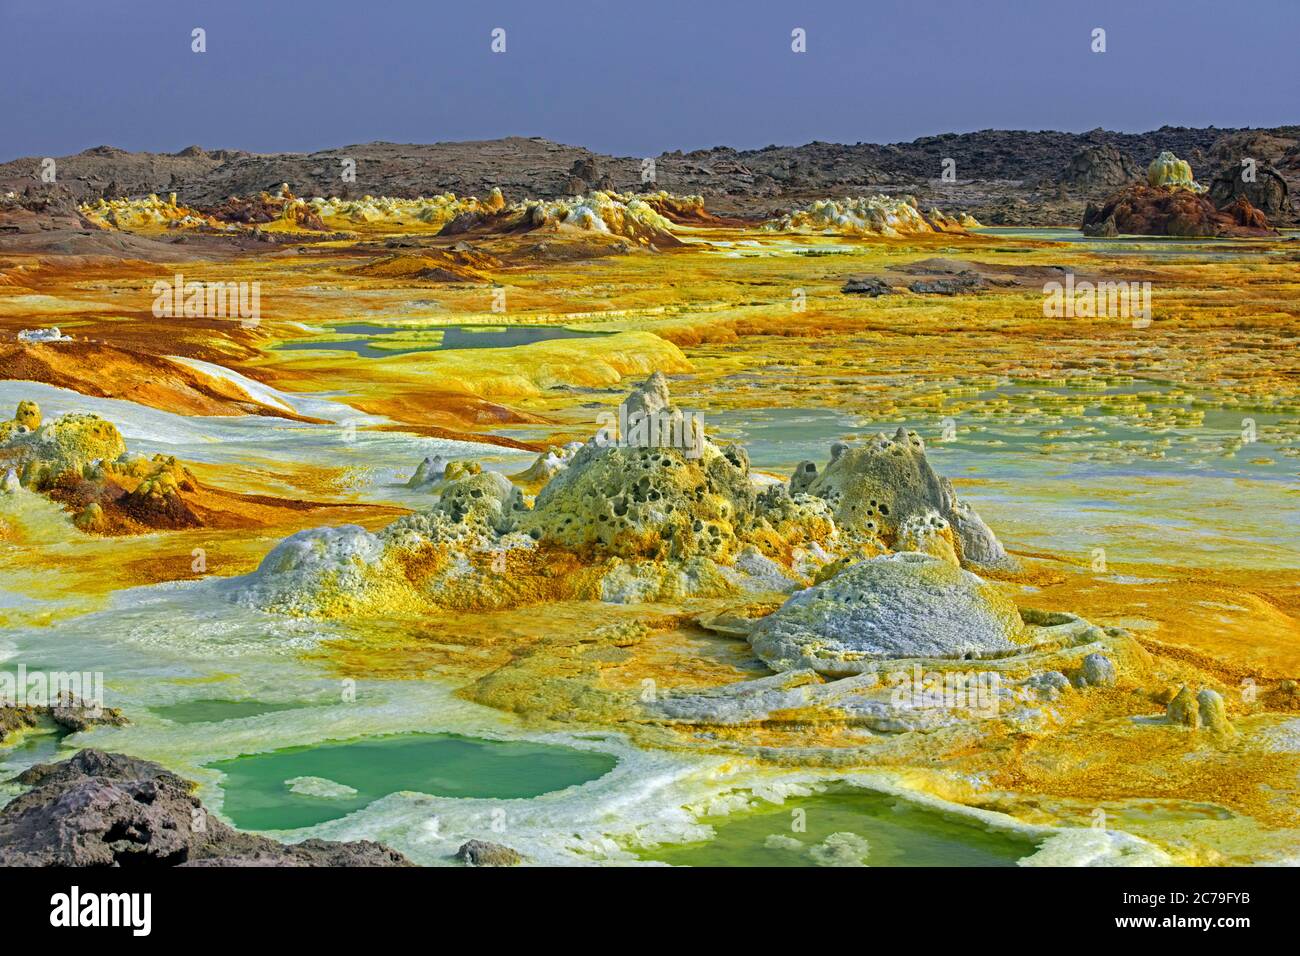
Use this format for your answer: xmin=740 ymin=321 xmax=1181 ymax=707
xmin=1146 ymin=150 xmax=1205 ymax=192
xmin=501 ymin=191 xmax=681 ymax=245
xmin=16 ymin=327 xmax=73 ymax=344
xmin=764 ymin=196 xmax=979 ymax=237
xmin=793 ymin=426 xmax=1014 ymax=571
xmin=314 ymin=188 xmax=706 ymax=244
xmin=79 ymin=193 xmax=219 ymax=230
xmin=747 ymin=552 xmax=1026 ymax=675
xmin=309 ymin=189 xmax=504 ymax=229
xmin=77 ymin=183 xmax=701 ymax=246
xmin=0 ymin=401 xmax=204 ymax=533
xmin=228 ymin=372 xmax=1019 ymax=617
xmin=651 ymin=604 xmax=1137 ymax=732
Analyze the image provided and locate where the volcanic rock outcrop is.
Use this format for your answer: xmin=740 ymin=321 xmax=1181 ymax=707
xmin=1208 ymin=163 xmax=1291 ymax=222
xmin=1 ymin=694 xmax=127 ymax=746
xmin=0 ymin=749 xmax=411 ymax=866
xmin=1059 ymin=144 xmax=1139 ymax=190
xmin=455 ymin=839 xmax=523 ymax=866
xmin=1082 ymin=151 xmax=1276 ymax=238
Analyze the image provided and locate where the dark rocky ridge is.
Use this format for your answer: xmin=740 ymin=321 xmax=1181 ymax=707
xmin=3 ymin=126 xmax=1298 ymax=225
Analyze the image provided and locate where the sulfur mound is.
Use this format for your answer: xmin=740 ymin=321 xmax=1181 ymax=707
xmin=228 ymin=525 xmax=386 ymax=616
xmin=1147 ymin=151 xmax=1205 ymax=191
xmin=0 ymin=402 xmax=338 ymax=536
xmin=350 ymin=247 xmax=499 ymax=282
xmin=764 ymin=196 xmax=977 ymax=237
xmin=518 ymin=385 xmax=752 ymax=562
xmin=207 ymin=184 xmax=329 ymax=232
xmin=503 ymin=191 xmax=683 ymax=246
xmin=636 ymin=191 xmax=746 ymax=226
xmin=79 ymin=192 xmax=221 ymax=231
xmin=795 ymin=425 xmax=1014 ymax=572
xmin=747 ymin=552 xmax=1026 ymax=676
xmin=229 ymin=373 xmax=1019 ymax=616
xmin=1 ymin=409 xmax=127 ymax=487
xmin=512 ymin=442 xmax=582 ymax=490
xmin=310 ymin=189 xmax=504 ymax=230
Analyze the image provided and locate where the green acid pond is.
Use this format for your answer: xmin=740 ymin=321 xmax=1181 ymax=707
xmin=151 ymin=699 xmax=305 ymax=724
xmin=642 ymin=789 xmax=1038 ymax=867
xmin=209 ymin=732 xmax=617 ymax=831
xmin=275 ymin=323 xmax=609 ymax=358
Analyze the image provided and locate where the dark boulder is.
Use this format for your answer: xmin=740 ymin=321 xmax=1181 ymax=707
xmin=0 ymin=749 xmax=412 ymax=867
xmin=455 ymin=839 xmax=523 ymax=866
xmin=909 ymin=271 xmax=985 ymax=295
xmin=840 ymin=276 xmax=892 ymax=296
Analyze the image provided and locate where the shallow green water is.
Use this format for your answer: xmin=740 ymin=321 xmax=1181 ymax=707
xmin=0 ymin=729 xmax=65 ymax=792
xmin=276 ymin=323 xmax=609 ymax=358
xmin=642 ymin=789 xmax=1036 ymax=867
xmin=151 ymin=699 xmax=304 ymax=724
xmin=210 ymin=732 xmax=618 ymax=831
xmin=709 ymin=406 xmax=867 ymax=471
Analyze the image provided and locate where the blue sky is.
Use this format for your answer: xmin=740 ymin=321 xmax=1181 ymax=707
xmin=1 ymin=0 xmax=1296 ymax=159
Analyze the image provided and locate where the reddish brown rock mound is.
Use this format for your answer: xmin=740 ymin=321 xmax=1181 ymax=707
xmin=1081 ymin=184 xmax=1276 ymax=238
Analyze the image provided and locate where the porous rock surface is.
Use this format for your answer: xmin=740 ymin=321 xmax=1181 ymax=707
xmin=795 ymin=425 xmax=1013 ymax=571
xmin=747 ymin=552 xmax=1026 ymax=676
xmin=0 ymin=749 xmax=411 ymax=866
xmin=228 ymin=373 xmax=1016 ymax=616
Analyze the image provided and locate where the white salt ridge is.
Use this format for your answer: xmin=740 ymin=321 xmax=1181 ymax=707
xmin=17 ymin=327 xmax=73 ymax=344
xmin=0 ymin=380 xmax=510 ymax=507
xmin=287 ymin=776 xmax=359 ymax=799
xmin=166 ymin=355 xmax=300 ymax=416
